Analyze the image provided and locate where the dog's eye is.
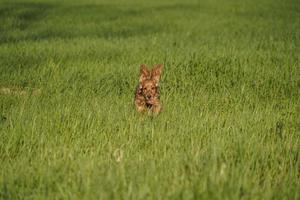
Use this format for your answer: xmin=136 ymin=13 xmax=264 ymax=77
xmin=151 ymin=87 xmax=155 ymax=90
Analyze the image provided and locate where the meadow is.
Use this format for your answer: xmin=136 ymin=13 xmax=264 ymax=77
xmin=0 ymin=0 xmax=300 ymax=199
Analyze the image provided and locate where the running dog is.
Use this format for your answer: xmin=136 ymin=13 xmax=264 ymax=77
xmin=134 ymin=64 xmax=163 ymax=114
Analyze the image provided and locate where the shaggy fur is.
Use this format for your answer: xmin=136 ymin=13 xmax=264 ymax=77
xmin=134 ymin=64 xmax=163 ymax=114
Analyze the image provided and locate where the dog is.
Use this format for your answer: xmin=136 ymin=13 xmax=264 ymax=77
xmin=134 ymin=64 xmax=163 ymax=114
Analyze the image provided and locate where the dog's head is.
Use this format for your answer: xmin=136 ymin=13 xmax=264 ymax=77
xmin=138 ymin=64 xmax=163 ymax=103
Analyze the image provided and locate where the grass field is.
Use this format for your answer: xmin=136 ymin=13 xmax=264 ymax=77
xmin=0 ymin=0 xmax=300 ymax=199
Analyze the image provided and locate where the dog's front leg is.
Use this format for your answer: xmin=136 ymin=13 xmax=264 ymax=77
xmin=134 ymin=97 xmax=146 ymax=113
xmin=136 ymin=104 xmax=146 ymax=113
xmin=152 ymin=102 xmax=162 ymax=114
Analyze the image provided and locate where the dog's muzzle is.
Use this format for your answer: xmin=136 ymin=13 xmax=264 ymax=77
xmin=145 ymin=95 xmax=152 ymax=100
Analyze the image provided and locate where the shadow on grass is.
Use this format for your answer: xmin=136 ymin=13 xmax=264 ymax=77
xmin=0 ymin=1 xmax=201 ymax=83
xmin=0 ymin=2 xmax=201 ymax=44
xmin=0 ymin=2 xmax=53 ymax=42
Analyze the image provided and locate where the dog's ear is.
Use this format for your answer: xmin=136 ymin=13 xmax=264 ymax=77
xmin=151 ymin=64 xmax=163 ymax=84
xmin=139 ymin=64 xmax=150 ymax=83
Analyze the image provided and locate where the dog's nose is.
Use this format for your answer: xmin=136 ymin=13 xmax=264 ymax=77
xmin=146 ymin=95 xmax=151 ymax=99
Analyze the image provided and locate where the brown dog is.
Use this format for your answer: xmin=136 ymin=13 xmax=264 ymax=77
xmin=134 ymin=64 xmax=163 ymax=114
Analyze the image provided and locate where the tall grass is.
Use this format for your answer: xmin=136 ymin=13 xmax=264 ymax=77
xmin=0 ymin=0 xmax=299 ymax=199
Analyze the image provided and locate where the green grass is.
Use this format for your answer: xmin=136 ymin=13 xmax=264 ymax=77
xmin=0 ymin=0 xmax=300 ymax=199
